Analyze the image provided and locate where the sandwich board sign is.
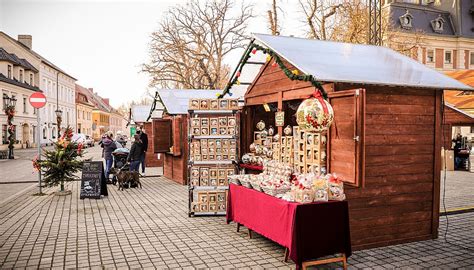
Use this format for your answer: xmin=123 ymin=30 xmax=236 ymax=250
xmin=80 ymin=161 xmax=108 ymax=199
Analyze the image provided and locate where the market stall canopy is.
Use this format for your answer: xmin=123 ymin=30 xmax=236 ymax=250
xmin=132 ymin=104 xmax=163 ymax=123
xmin=251 ymin=33 xmax=473 ymax=91
xmin=157 ymin=89 xmax=245 ymax=115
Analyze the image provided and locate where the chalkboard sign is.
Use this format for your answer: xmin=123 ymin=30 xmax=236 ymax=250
xmin=80 ymin=161 xmax=108 ymax=199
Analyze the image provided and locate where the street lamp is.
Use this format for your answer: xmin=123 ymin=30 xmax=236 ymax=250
xmin=3 ymin=93 xmax=17 ymax=159
xmin=55 ymin=109 xmax=62 ymax=139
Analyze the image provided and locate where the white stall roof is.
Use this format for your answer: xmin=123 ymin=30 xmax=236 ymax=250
xmin=157 ymin=89 xmax=246 ymax=115
xmin=132 ymin=105 xmax=153 ymax=123
xmin=253 ymin=33 xmax=473 ymax=91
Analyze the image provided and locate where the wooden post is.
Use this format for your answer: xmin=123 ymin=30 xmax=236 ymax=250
xmin=284 ymin=247 xmax=289 ymax=262
xmin=237 ymin=223 xmax=241 ymax=232
xmin=432 ymin=90 xmax=442 ymax=238
xmin=277 ymin=91 xmax=283 ymax=135
xmin=301 ymin=253 xmax=347 ymax=270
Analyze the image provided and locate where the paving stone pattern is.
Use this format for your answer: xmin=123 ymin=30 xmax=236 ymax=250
xmin=0 ymin=177 xmax=473 ymax=269
xmin=440 ymin=171 xmax=474 ymax=211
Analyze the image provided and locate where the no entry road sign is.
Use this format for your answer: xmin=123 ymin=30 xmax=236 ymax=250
xmin=29 ymin=92 xmax=47 ymax=109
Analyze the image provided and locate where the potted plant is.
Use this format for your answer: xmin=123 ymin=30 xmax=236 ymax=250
xmin=34 ymin=126 xmax=85 ymax=195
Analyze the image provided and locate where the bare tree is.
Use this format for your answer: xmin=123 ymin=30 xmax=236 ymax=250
xmin=298 ymin=0 xmax=342 ymax=40
xmin=267 ymin=0 xmax=280 ymax=35
xmin=298 ymin=1 xmax=424 ymax=55
xmin=142 ymin=0 xmax=253 ymax=90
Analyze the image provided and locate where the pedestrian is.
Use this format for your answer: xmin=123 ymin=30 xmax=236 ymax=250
xmin=136 ymin=128 xmax=148 ymax=176
xmin=101 ymin=132 xmax=117 ymax=182
xmin=128 ymin=134 xmax=143 ymax=172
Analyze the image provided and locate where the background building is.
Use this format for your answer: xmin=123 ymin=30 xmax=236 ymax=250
xmin=0 ymin=47 xmax=41 ymax=149
xmin=0 ymin=32 xmax=76 ymax=145
xmin=75 ymin=84 xmax=94 ymax=137
xmin=383 ymin=0 xmax=474 ymax=71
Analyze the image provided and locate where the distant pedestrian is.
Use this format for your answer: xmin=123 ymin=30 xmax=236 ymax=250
xmin=101 ymin=132 xmax=117 ymax=181
xmin=136 ymin=128 xmax=148 ymax=176
xmin=128 ymin=134 xmax=143 ymax=172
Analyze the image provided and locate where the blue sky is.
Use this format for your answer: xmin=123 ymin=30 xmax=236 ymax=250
xmin=0 ymin=0 xmax=302 ymax=107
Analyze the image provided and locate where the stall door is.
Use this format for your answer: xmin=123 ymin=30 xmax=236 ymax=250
xmin=328 ymin=89 xmax=365 ymax=186
xmin=153 ymin=119 xmax=172 ymax=153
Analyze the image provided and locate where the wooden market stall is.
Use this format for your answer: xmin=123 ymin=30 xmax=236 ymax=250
xmin=151 ymin=89 xmax=244 ymax=185
xmin=226 ymin=34 xmax=473 ymax=250
xmin=442 ymin=103 xmax=474 ymax=150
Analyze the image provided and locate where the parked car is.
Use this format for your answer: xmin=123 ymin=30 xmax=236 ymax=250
xmin=85 ymin=135 xmax=95 ymax=147
xmin=71 ymin=133 xmax=87 ymax=147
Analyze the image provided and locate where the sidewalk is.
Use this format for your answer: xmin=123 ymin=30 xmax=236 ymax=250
xmin=0 ymin=176 xmax=473 ymax=269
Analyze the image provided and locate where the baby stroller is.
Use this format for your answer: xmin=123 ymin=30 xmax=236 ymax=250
xmin=112 ymin=148 xmax=129 ymax=185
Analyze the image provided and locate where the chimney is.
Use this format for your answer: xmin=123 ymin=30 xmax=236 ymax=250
xmin=103 ymin=98 xmax=110 ymax=106
xmin=18 ymin=35 xmax=32 ymax=49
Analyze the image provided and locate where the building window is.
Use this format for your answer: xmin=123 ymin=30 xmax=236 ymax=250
xmin=399 ymin=11 xmax=413 ymax=30
xmin=427 ymin=50 xmax=434 ymax=63
xmin=431 ymin=15 xmax=445 ymax=34
xmin=43 ymin=128 xmax=46 ymax=139
xmin=23 ymin=97 xmax=27 ymax=113
xmin=29 ymin=74 xmax=33 ymax=85
xmin=470 ymin=52 xmax=474 ymax=66
xmin=445 ymin=51 xmax=452 ymax=64
xmin=7 ymin=65 xmax=12 ymax=79
xmin=19 ymin=70 xmax=23 ymax=82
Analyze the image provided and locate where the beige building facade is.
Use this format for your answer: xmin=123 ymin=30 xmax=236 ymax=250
xmin=75 ymin=84 xmax=94 ymax=137
xmin=384 ymin=0 xmax=474 ymax=72
xmin=0 ymin=32 xmax=77 ymax=145
xmin=0 ymin=42 xmax=42 ymax=150
xmin=109 ymin=110 xmax=125 ymax=137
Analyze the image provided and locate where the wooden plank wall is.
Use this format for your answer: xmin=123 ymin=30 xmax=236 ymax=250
xmin=163 ymin=115 xmax=188 ymax=185
xmin=345 ymin=88 xmax=438 ymax=250
xmin=444 ymin=106 xmax=474 ymax=126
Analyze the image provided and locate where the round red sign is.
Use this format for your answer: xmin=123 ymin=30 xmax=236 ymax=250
xmin=29 ymin=92 xmax=47 ymax=109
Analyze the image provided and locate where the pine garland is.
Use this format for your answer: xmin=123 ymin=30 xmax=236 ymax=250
xmin=5 ymin=105 xmax=15 ymax=150
xmin=218 ymin=43 xmax=327 ymax=100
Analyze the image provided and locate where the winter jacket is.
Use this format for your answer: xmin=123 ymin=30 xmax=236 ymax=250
xmin=128 ymin=141 xmax=144 ymax=162
xmin=140 ymin=132 xmax=148 ymax=152
xmin=101 ymin=137 xmax=117 ymax=160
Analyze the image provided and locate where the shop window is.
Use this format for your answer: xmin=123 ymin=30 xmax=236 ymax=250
xmin=153 ymin=119 xmax=172 ymax=153
xmin=427 ymin=50 xmax=434 ymax=63
xmin=470 ymin=52 xmax=474 ymax=66
xmin=444 ymin=51 xmax=452 ymax=64
xmin=328 ymin=89 xmax=365 ymax=187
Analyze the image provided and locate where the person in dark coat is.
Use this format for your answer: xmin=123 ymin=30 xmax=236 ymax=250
xmin=128 ymin=134 xmax=144 ymax=172
xmin=136 ymin=128 xmax=148 ymax=175
xmin=101 ymin=132 xmax=117 ymax=180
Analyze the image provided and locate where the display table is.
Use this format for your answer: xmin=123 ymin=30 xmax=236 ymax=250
xmin=226 ymin=184 xmax=351 ymax=268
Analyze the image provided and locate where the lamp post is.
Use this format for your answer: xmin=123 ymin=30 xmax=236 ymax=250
xmin=3 ymin=93 xmax=17 ymax=159
xmin=55 ymin=109 xmax=63 ymax=139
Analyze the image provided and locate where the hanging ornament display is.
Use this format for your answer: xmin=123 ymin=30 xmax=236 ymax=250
xmin=296 ymin=91 xmax=334 ymax=133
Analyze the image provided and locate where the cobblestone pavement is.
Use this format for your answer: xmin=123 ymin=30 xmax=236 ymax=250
xmin=441 ymin=170 xmax=474 ymax=211
xmin=1 ymin=176 xmax=473 ymax=269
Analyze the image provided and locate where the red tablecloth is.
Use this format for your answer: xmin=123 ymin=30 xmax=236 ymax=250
xmin=226 ymin=184 xmax=351 ymax=267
